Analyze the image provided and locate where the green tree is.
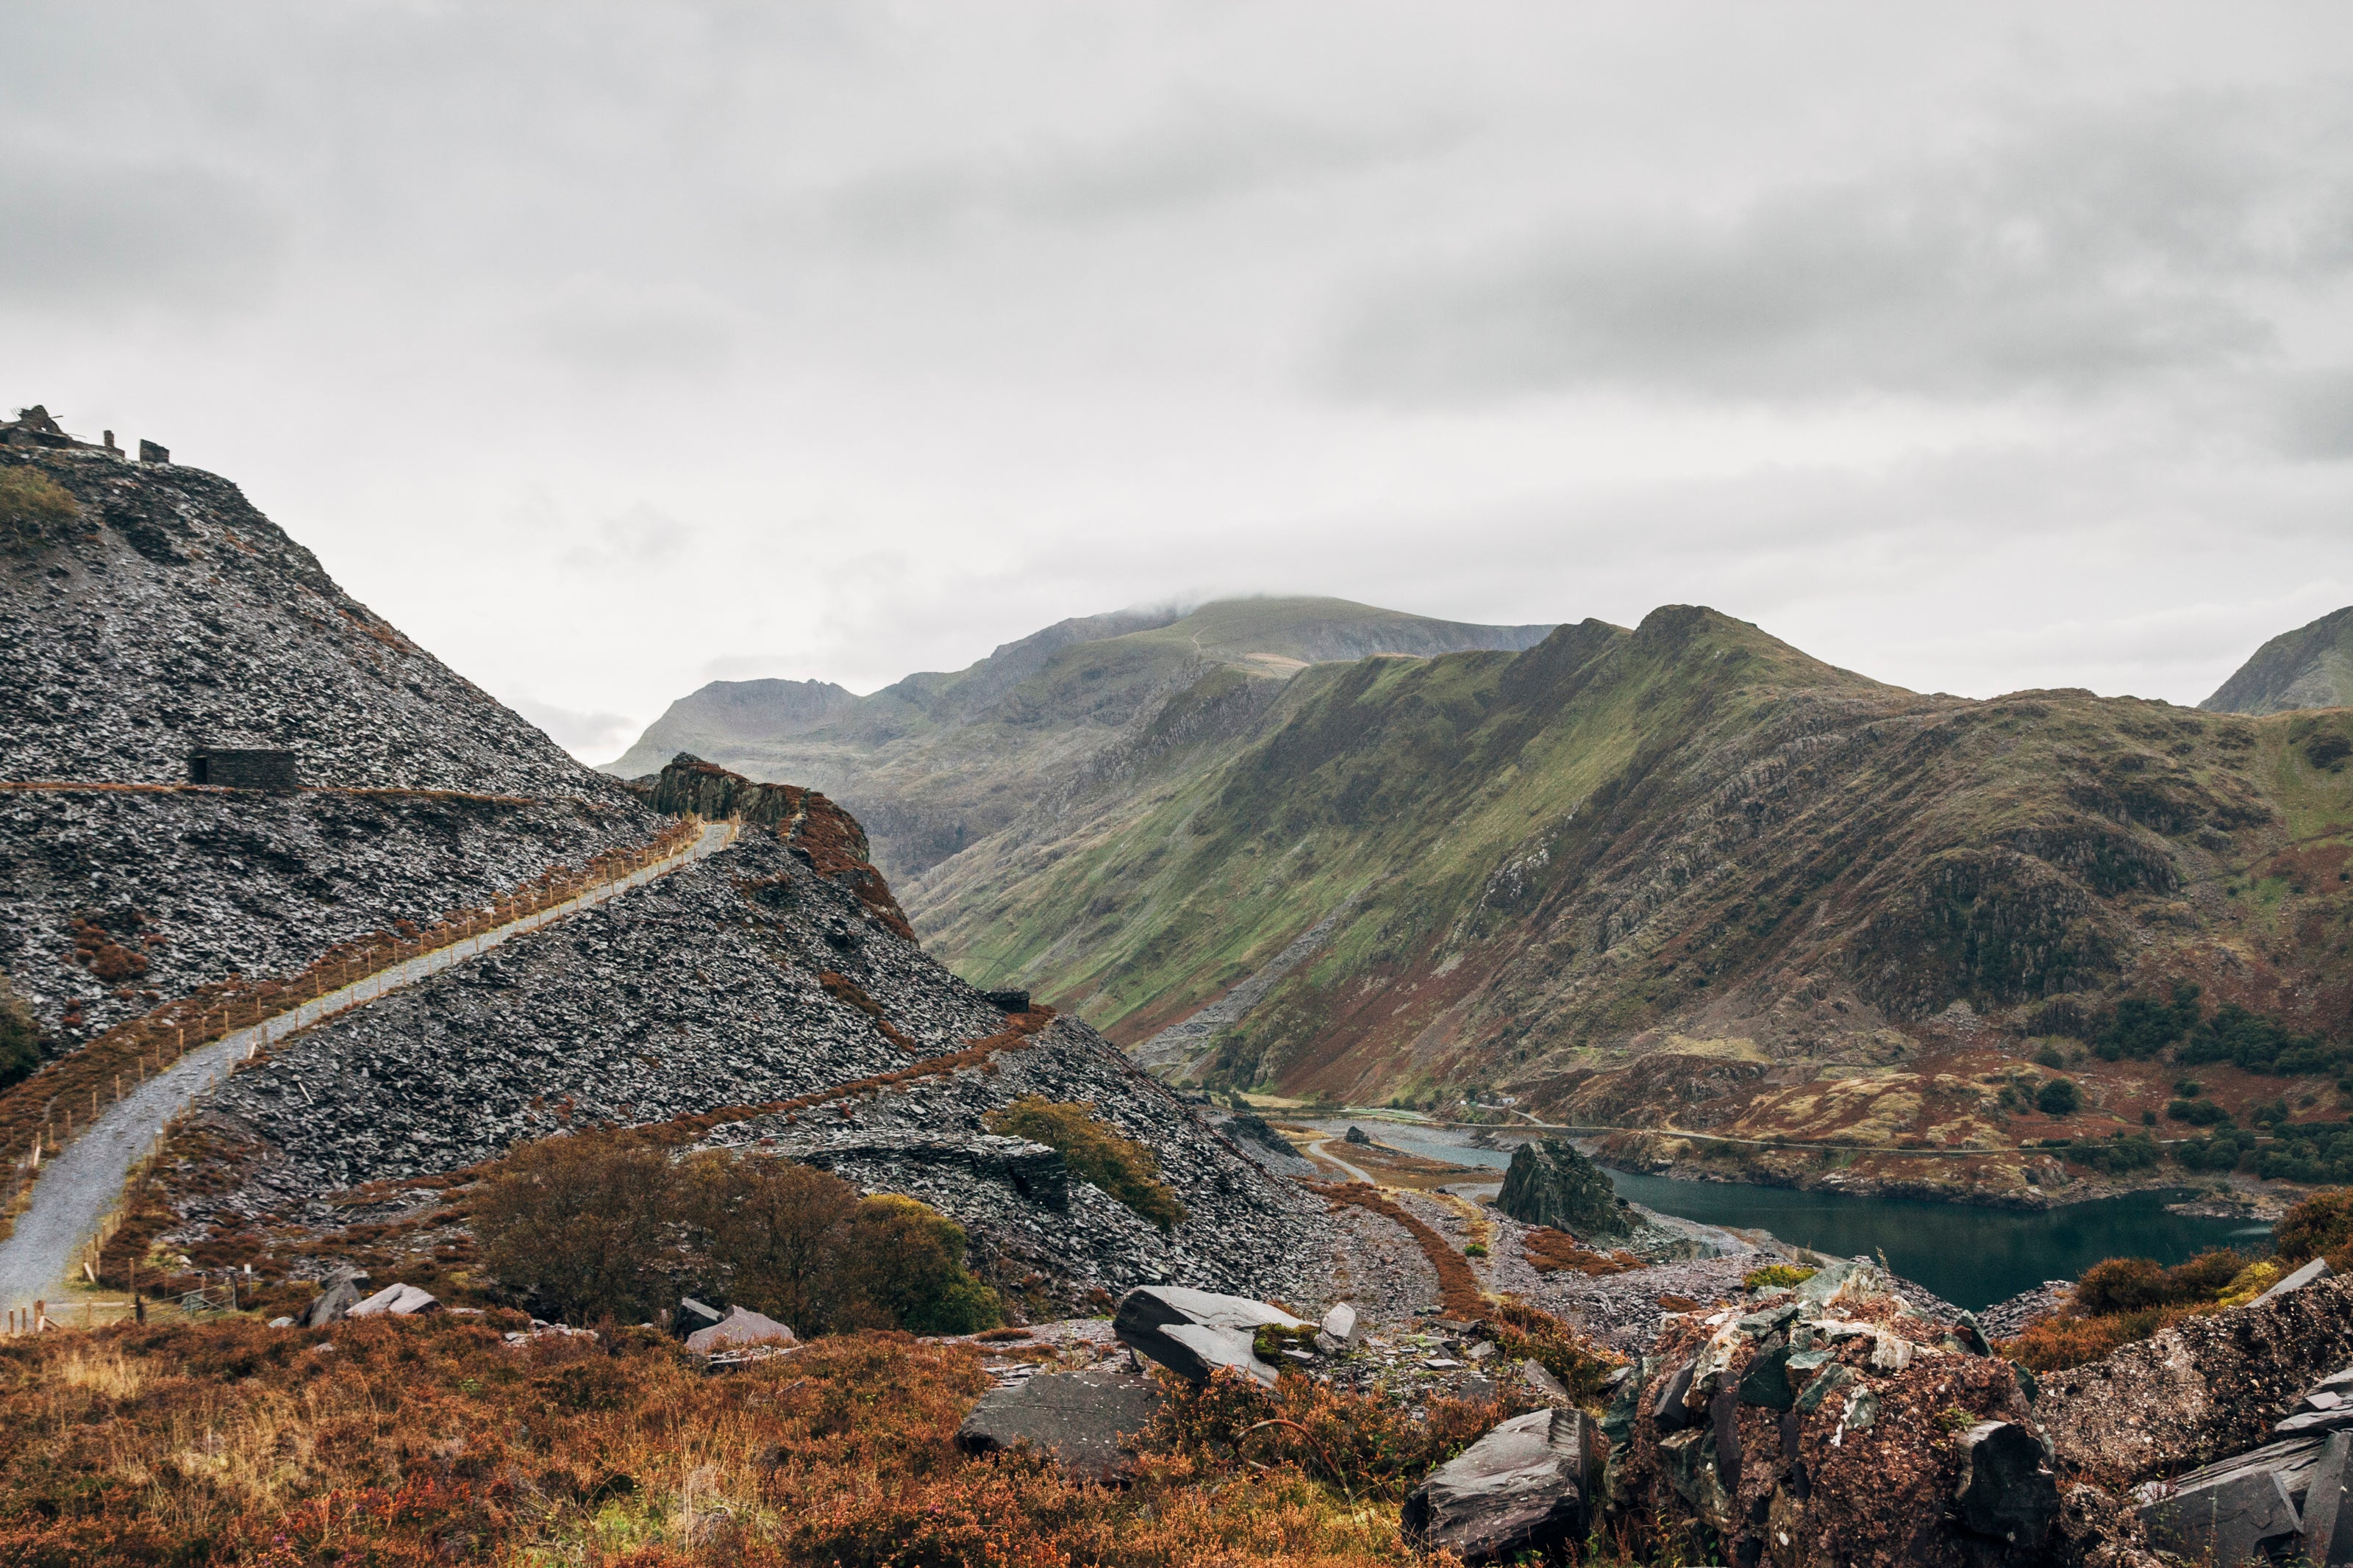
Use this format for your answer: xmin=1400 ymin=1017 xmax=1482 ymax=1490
xmin=2036 ymin=1078 xmax=2080 ymax=1117
xmin=842 ymin=1195 xmax=1001 ymax=1333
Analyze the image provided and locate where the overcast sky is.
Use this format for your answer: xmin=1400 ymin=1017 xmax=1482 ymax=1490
xmin=8 ymin=3 xmax=2351 ymax=759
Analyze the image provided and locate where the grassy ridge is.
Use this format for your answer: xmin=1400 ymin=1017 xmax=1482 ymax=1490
xmin=913 ymin=606 xmax=2353 ymax=1128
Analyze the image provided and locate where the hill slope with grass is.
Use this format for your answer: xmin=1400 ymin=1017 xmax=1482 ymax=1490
xmin=2204 ymin=605 xmax=2353 ymax=715
xmin=912 ymin=606 xmax=2353 ymax=1203
xmin=601 ymin=597 xmax=1557 ymax=880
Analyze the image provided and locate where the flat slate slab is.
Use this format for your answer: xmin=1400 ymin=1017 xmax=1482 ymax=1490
xmin=955 ymin=1367 xmax=1163 ymax=1482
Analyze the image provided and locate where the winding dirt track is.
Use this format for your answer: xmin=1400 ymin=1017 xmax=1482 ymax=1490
xmin=0 ymin=821 xmax=737 ymax=1316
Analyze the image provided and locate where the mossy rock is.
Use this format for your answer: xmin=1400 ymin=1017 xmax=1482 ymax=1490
xmin=1496 ymin=1139 xmax=1632 ymax=1239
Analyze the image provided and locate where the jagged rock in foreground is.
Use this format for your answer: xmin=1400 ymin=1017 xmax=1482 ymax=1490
xmin=1402 ymin=1406 xmax=1599 ymax=1564
xmin=1602 ymin=1259 xmax=2059 ymax=1567
xmin=1496 ymin=1137 xmax=1635 ymax=1239
xmin=2038 ymin=1273 xmax=2353 ymax=1481
xmin=1113 ymin=1286 xmax=1304 ymax=1386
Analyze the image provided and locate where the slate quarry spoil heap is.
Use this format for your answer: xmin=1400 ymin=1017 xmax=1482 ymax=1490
xmin=0 ymin=434 xmax=648 ymax=1048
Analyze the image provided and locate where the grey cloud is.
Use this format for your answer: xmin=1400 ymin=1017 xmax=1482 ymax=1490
xmin=508 ymin=697 xmax=640 ymax=759
xmin=821 ymin=101 xmax=1462 ymax=246
xmin=0 ymin=155 xmax=286 ymax=309
xmin=2273 ymin=368 xmax=2353 ymax=459
xmin=557 ymin=504 xmax=696 ymax=573
xmin=1318 ymin=96 xmax=2350 ymax=406
xmin=526 ymin=277 xmax=739 ymax=376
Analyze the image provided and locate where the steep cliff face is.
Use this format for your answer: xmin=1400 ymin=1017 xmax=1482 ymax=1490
xmin=2204 ymin=605 xmax=2353 ymax=716
xmin=0 ymin=444 xmax=653 ymax=1050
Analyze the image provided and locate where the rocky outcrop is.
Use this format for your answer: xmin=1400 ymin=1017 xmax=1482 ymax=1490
xmin=1602 ymin=1259 xmax=2054 ymax=1567
xmin=2039 ymin=1274 xmax=2353 ymax=1481
xmin=2203 ymin=605 xmax=2353 ymax=715
xmin=1496 ymin=1139 xmax=1634 ymax=1239
xmin=649 ymin=754 xmax=913 ymax=938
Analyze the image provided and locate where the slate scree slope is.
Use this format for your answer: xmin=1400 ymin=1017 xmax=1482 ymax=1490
xmin=0 ymin=421 xmax=1319 ymax=1307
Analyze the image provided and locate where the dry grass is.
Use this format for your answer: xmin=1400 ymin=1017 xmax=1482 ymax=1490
xmin=0 ymin=1312 xmax=1513 ymax=1567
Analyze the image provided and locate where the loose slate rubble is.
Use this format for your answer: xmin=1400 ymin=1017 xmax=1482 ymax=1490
xmin=1113 ymin=1286 xmax=1304 ymax=1388
xmin=189 ymin=799 xmax=1324 ymax=1307
xmin=2040 ymin=1273 xmax=2353 ymax=1481
xmin=954 ymin=1366 xmax=1163 ymax=1482
xmin=0 ymin=447 xmax=654 ymax=1045
xmin=1401 ymin=1407 xmax=1598 ymax=1564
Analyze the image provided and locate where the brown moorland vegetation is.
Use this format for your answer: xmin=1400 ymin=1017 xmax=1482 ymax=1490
xmin=0 ymin=1312 xmax=1563 ymax=1567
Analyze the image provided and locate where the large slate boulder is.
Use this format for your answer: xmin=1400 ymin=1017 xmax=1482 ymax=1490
xmin=298 ymin=1275 xmax=365 ymax=1328
xmin=955 ymin=1367 xmax=1163 ymax=1481
xmin=1401 ymin=1407 xmax=1597 ymax=1563
xmin=347 ymin=1282 xmax=438 ymax=1318
xmin=1113 ymin=1286 xmax=1303 ymax=1389
xmin=685 ymin=1306 xmax=795 ymax=1353
xmin=1495 ymin=1139 xmax=1632 ymax=1239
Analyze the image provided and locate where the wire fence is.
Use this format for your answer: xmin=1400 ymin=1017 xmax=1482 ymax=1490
xmin=1 ymin=817 xmax=710 ymax=1234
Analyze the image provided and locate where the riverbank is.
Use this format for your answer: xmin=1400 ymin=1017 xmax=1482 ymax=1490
xmin=1290 ymin=1114 xmax=2272 ymax=1311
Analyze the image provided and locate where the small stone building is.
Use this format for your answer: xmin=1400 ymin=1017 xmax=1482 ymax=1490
xmin=188 ymin=748 xmax=299 ymax=790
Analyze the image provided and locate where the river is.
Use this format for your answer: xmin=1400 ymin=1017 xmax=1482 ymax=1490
xmin=1304 ymin=1118 xmax=2269 ymax=1311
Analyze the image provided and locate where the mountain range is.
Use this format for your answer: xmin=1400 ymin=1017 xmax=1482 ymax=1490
xmin=615 ymin=593 xmax=2353 ymax=1203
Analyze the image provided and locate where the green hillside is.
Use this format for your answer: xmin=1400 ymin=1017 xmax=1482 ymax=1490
xmin=912 ymin=607 xmax=2353 ymax=1130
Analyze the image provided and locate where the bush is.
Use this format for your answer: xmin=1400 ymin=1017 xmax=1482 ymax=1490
xmin=681 ymin=1150 xmax=860 ymax=1332
xmin=2276 ymin=1189 xmax=2353 ymax=1269
xmin=2074 ymin=1256 xmax=2172 ymax=1316
xmin=2034 ymin=1044 xmax=2067 ymax=1069
xmin=986 ymin=1095 xmax=1188 ymax=1231
xmin=0 ymin=466 xmax=76 ymax=545
xmin=840 ymin=1195 xmax=1001 ymax=1334
xmin=2179 ymin=1002 xmax=2342 ymax=1077
xmin=475 ymin=1128 xmax=682 ymax=1325
xmin=0 ymin=973 xmax=41 ymax=1092
xmin=1743 ymin=1264 xmax=1818 ymax=1292
xmin=2096 ymin=986 xmax=2201 ymax=1060
xmin=2166 ymin=1098 xmax=2229 ymax=1125
xmin=2070 ymin=1131 xmax=2158 ymax=1175
xmin=479 ymin=1132 xmax=1001 ymax=1334
xmin=2037 ymin=1078 xmax=2081 ymax=1117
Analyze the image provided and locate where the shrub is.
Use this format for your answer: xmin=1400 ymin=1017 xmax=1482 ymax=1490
xmin=2033 ymin=1044 xmax=2067 ymax=1069
xmin=0 ymin=973 xmax=40 ymax=1092
xmin=476 ymin=1128 xmax=684 ymax=1324
xmin=1463 ymin=1242 xmax=1487 ymax=1258
xmin=986 ymin=1095 xmax=1188 ymax=1231
xmin=2276 ymin=1189 xmax=2353 ymax=1269
xmin=2179 ymin=1002 xmax=2341 ymax=1076
xmin=2037 ymin=1078 xmax=2081 ymax=1117
xmin=2096 ymin=986 xmax=2201 ymax=1060
xmin=2070 ymin=1131 xmax=2159 ymax=1175
xmin=0 ymin=466 xmax=76 ymax=544
xmin=2167 ymin=1097 xmax=2230 ymax=1125
xmin=840 ymin=1194 xmax=1001 ymax=1334
xmin=1743 ymin=1264 xmax=1818 ymax=1292
xmin=2074 ymin=1256 xmax=2172 ymax=1316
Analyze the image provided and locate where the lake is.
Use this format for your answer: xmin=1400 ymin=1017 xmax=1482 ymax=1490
xmin=1304 ymin=1118 xmax=2268 ymax=1311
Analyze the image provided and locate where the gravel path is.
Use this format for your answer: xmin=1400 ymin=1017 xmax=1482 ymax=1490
xmin=0 ymin=822 xmax=736 ymax=1315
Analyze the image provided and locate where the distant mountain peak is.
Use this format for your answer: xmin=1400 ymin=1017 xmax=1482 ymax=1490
xmin=2202 ymin=606 xmax=2353 ymax=715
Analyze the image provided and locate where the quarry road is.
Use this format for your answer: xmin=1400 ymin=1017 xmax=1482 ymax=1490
xmin=0 ymin=820 xmax=739 ymax=1317
xmin=1304 ymin=1138 xmax=1377 ymax=1186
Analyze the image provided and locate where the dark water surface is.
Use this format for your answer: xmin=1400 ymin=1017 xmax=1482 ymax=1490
xmin=1306 ymin=1117 xmax=2267 ymax=1311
